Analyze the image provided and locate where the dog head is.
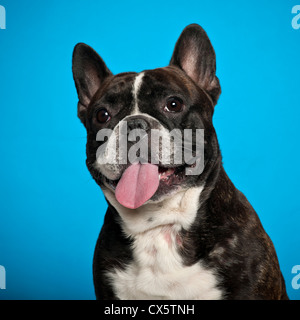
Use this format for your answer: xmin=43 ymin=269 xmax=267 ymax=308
xmin=72 ymin=24 xmax=221 ymax=210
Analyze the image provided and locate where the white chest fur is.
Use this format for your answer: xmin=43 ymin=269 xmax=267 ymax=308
xmin=105 ymin=187 xmax=222 ymax=300
xmin=107 ymin=224 xmax=222 ymax=300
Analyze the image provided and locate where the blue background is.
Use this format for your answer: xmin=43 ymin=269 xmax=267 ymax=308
xmin=0 ymin=0 xmax=299 ymax=300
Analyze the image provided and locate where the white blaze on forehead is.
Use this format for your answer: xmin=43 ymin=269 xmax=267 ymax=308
xmin=132 ymin=72 xmax=145 ymax=115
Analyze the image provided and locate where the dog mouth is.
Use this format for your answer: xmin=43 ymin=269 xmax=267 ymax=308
xmin=104 ymin=165 xmax=186 ymax=188
xmin=103 ymin=163 xmax=196 ymax=209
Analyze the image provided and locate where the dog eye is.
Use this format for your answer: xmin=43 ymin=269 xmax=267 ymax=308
xmin=96 ymin=108 xmax=111 ymax=123
xmin=164 ymin=97 xmax=184 ymax=113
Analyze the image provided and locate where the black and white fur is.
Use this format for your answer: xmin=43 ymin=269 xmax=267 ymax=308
xmin=72 ymin=24 xmax=288 ymax=300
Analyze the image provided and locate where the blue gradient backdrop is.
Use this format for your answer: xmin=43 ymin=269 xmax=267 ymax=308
xmin=0 ymin=0 xmax=299 ymax=299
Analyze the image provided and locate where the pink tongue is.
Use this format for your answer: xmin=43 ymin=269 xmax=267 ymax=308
xmin=115 ymin=163 xmax=159 ymax=209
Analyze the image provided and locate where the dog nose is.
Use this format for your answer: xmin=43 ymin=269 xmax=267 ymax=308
xmin=127 ymin=118 xmax=149 ymax=132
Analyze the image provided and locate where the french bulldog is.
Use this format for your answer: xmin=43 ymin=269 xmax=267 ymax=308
xmin=72 ymin=24 xmax=288 ymax=300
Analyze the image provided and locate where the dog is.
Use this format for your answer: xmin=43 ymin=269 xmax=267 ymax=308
xmin=72 ymin=24 xmax=288 ymax=299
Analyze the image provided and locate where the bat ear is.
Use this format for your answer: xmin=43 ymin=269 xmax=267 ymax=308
xmin=170 ymin=24 xmax=221 ymax=105
xmin=72 ymin=43 xmax=112 ymax=125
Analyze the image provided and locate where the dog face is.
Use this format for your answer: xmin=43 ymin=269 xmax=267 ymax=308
xmin=72 ymin=24 xmax=221 ymax=209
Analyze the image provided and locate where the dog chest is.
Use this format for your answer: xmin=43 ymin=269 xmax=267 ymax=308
xmin=107 ymin=225 xmax=222 ymax=300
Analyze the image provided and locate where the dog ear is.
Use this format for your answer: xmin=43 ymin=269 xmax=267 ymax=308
xmin=170 ymin=24 xmax=221 ymax=105
xmin=72 ymin=43 xmax=112 ymax=125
